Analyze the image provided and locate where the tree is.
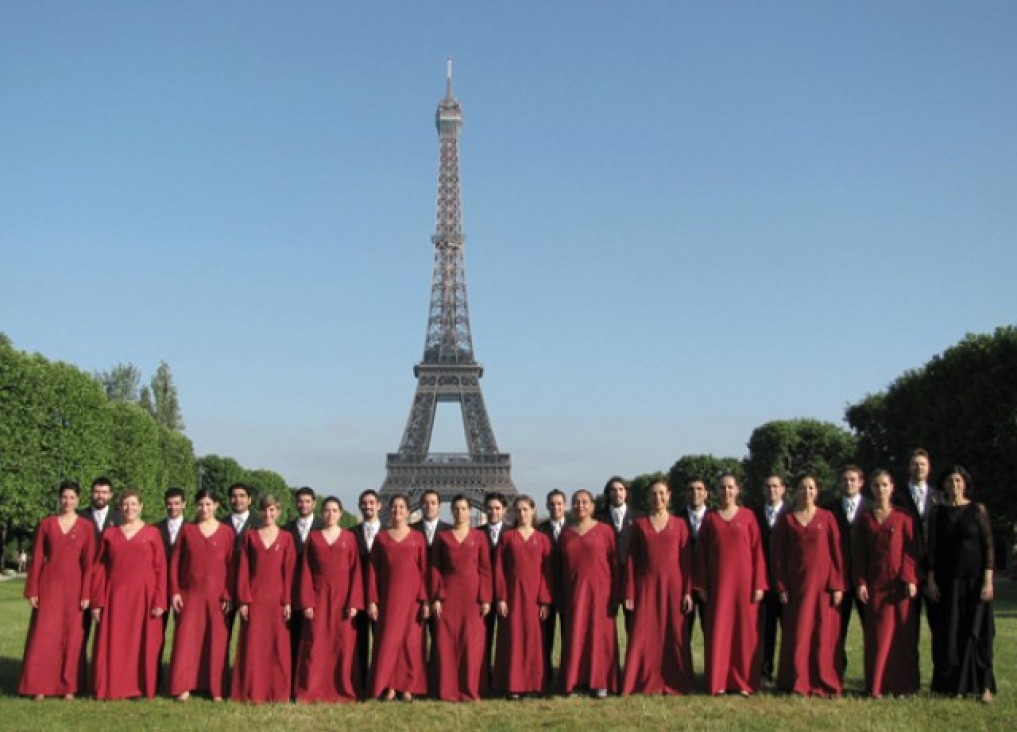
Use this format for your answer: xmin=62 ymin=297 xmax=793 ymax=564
xmin=106 ymin=401 xmax=164 ymax=519
xmin=743 ymin=419 xmax=856 ymax=505
xmin=196 ymin=455 xmax=248 ymax=502
xmin=146 ymin=361 xmax=184 ymax=431
xmin=667 ymin=455 xmax=745 ymax=509
xmin=246 ymin=469 xmax=295 ymax=520
xmin=97 ymin=363 xmax=142 ymax=403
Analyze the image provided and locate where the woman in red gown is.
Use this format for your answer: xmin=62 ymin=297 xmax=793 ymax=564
xmin=493 ymin=495 xmax=552 ymax=698
xmin=429 ymin=494 xmax=492 ymax=701
xmin=294 ymin=496 xmax=363 ymax=703
xmin=231 ymin=494 xmax=296 ymax=703
xmin=853 ymin=469 xmax=919 ymax=697
xmin=621 ymin=478 xmax=694 ymax=695
xmin=19 ymin=480 xmax=95 ymax=700
xmin=694 ymin=472 xmax=767 ymax=696
xmin=90 ymin=489 xmax=167 ymax=700
xmin=558 ymin=489 xmax=619 ymax=698
xmin=168 ymin=488 xmax=235 ymax=701
xmin=367 ymin=493 xmax=429 ymax=701
xmin=772 ymin=474 xmax=845 ymax=697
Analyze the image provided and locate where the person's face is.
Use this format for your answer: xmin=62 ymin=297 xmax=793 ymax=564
xmin=763 ymin=477 xmax=785 ymax=506
xmin=421 ymin=493 xmax=440 ymax=521
xmin=59 ymin=489 xmax=79 ymax=514
xmin=871 ymin=474 xmax=894 ymax=504
xmin=165 ymin=495 xmax=186 ymax=519
xmin=390 ymin=498 xmax=409 ymax=525
xmin=546 ymin=493 xmax=566 ymax=521
xmin=944 ymin=472 xmax=966 ymax=502
xmin=650 ymin=482 xmax=670 ymax=512
xmin=91 ymin=483 xmax=112 ymax=510
xmin=840 ymin=470 xmax=863 ymax=498
xmin=485 ymin=499 xmax=504 ymax=525
xmin=452 ymin=499 xmax=471 ymax=526
xmin=230 ymin=489 xmax=251 ymax=514
xmin=718 ymin=476 xmax=740 ymax=508
xmin=796 ymin=477 xmax=818 ymax=508
xmin=121 ymin=496 xmax=143 ymax=522
xmin=261 ymin=503 xmax=280 ymax=526
xmin=607 ymin=481 xmax=628 ymax=508
xmin=909 ymin=454 xmax=930 ymax=484
xmin=515 ymin=502 xmax=535 ymax=528
xmin=296 ymin=494 xmax=316 ymax=518
xmin=195 ymin=497 xmax=217 ymax=522
xmin=360 ymin=494 xmax=379 ymax=521
xmin=572 ymin=492 xmax=594 ymax=520
xmin=687 ymin=481 xmax=708 ymax=510
xmin=322 ymin=502 xmax=341 ymax=528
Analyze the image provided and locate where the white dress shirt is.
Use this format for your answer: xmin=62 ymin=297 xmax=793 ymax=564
xmin=910 ymin=483 xmax=929 ymax=518
xmin=765 ymin=501 xmax=784 ymax=528
xmin=489 ymin=521 xmax=503 ymax=546
xmin=687 ymin=506 xmax=707 ymax=539
xmin=231 ymin=511 xmax=250 ymax=534
xmin=297 ymin=516 xmax=313 ymax=544
xmin=609 ymin=505 xmax=627 ymax=532
xmin=167 ymin=515 xmax=184 ymax=545
xmin=364 ymin=520 xmax=381 ymax=550
xmin=92 ymin=505 xmax=110 ymax=529
xmin=424 ymin=518 xmax=439 ymax=546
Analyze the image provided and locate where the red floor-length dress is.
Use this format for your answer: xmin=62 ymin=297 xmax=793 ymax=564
xmin=18 ymin=516 xmax=95 ymax=697
xmin=231 ymin=530 xmax=296 ymax=703
xmin=694 ymin=507 xmax=768 ymax=695
xmin=493 ymin=529 xmax=553 ymax=695
xmin=91 ymin=524 xmax=167 ymax=700
xmin=368 ymin=530 xmax=429 ymax=698
xmin=294 ymin=529 xmax=363 ymax=703
xmin=558 ymin=522 xmax=620 ymax=694
xmin=853 ymin=508 xmax=919 ymax=696
xmin=167 ymin=521 xmax=235 ymax=698
xmin=621 ymin=516 xmax=694 ymax=695
xmin=772 ymin=508 xmax=845 ymax=697
xmin=429 ymin=528 xmax=492 ymax=701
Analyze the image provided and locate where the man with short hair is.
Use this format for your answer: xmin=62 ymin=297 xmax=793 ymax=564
xmin=352 ymin=489 xmax=382 ymax=692
xmin=228 ymin=482 xmax=262 ymax=551
xmin=155 ymin=486 xmax=188 ymax=688
xmin=537 ymin=488 xmax=567 ymax=689
xmin=411 ymin=489 xmax=451 ymax=548
xmin=893 ymin=448 xmax=943 ymax=634
xmin=481 ymin=491 xmax=507 ymax=687
xmin=826 ymin=465 xmax=871 ymax=674
xmin=283 ymin=486 xmax=323 ymax=686
xmin=753 ymin=473 xmax=786 ymax=682
xmin=594 ymin=476 xmax=641 ymax=633
xmin=678 ymin=477 xmax=710 ymax=644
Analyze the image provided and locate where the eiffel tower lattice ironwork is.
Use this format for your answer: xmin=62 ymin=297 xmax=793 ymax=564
xmin=380 ymin=61 xmax=516 ymax=511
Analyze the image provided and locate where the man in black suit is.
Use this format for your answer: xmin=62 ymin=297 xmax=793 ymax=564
xmin=351 ymin=489 xmax=382 ymax=694
xmin=410 ymin=488 xmax=451 ymax=696
xmin=536 ymin=488 xmax=567 ymax=689
xmin=481 ymin=491 xmax=507 ymax=689
xmin=892 ymin=448 xmax=943 ymax=635
xmin=825 ymin=465 xmax=872 ymax=675
xmin=753 ymin=473 xmax=786 ymax=683
xmin=678 ymin=477 xmax=710 ymax=645
xmin=283 ymin=486 xmax=323 ymax=686
xmin=154 ymin=486 xmax=187 ymax=689
xmin=225 ymin=482 xmax=262 ymax=646
xmin=594 ymin=475 xmax=641 ymax=635
xmin=77 ymin=475 xmax=123 ymax=693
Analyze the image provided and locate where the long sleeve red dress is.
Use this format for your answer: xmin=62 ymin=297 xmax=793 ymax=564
xmin=294 ymin=529 xmax=363 ymax=703
xmin=167 ymin=521 xmax=235 ymax=698
xmin=18 ymin=515 xmax=94 ymax=697
xmin=621 ymin=516 xmax=694 ymax=695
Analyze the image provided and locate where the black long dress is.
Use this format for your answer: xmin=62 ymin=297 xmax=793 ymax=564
xmin=927 ymin=501 xmax=995 ymax=695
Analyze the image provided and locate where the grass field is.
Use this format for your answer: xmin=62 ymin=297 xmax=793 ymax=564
xmin=0 ymin=578 xmax=1012 ymax=731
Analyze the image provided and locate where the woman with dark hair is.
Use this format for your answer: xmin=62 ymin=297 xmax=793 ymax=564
xmin=621 ymin=479 xmax=694 ymax=696
xmin=493 ymin=494 xmax=553 ymax=698
xmin=231 ymin=494 xmax=297 ymax=703
xmin=294 ymin=496 xmax=363 ymax=703
xmin=853 ymin=470 xmax=919 ymax=697
xmin=167 ymin=488 xmax=235 ymax=701
xmin=558 ymin=489 xmax=620 ymax=698
xmin=927 ymin=465 xmax=996 ymax=703
xmin=367 ymin=493 xmax=429 ymax=702
xmin=694 ymin=472 xmax=767 ymax=696
xmin=772 ymin=474 xmax=844 ymax=697
xmin=19 ymin=480 xmax=95 ymax=700
xmin=430 ymin=494 xmax=492 ymax=701
xmin=91 ymin=489 xmax=167 ymax=700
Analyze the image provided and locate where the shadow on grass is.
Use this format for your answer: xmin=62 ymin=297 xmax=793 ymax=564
xmin=0 ymin=655 xmax=23 ymax=697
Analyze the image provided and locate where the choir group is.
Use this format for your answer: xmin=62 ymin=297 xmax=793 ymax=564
xmin=17 ymin=448 xmax=997 ymax=705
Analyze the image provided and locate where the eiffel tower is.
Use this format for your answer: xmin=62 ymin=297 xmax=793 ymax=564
xmin=380 ymin=61 xmax=516 ymax=511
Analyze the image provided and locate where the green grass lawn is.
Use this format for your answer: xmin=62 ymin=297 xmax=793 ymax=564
xmin=0 ymin=578 xmax=1012 ymax=731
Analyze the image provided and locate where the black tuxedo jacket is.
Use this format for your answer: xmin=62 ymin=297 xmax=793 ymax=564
xmin=677 ymin=506 xmax=710 ymax=553
xmin=229 ymin=514 xmax=264 ymax=552
xmin=753 ymin=503 xmax=785 ymax=590
xmin=153 ymin=518 xmax=184 ymax=562
xmin=78 ymin=506 xmax=124 ymax=546
xmin=411 ymin=519 xmax=452 ymax=548
xmin=823 ymin=495 xmax=873 ymax=573
xmin=283 ymin=516 xmax=325 ymax=555
xmin=537 ymin=519 xmax=565 ymax=603
xmin=891 ymin=485 xmax=943 ymax=557
xmin=594 ymin=504 xmax=643 ymax=566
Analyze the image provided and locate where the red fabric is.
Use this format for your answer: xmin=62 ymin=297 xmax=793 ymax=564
xmin=18 ymin=515 xmax=94 ymax=697
xmin=558 ymin=522 xmax=620 ymax=694
xmin=367 ymin=530 xmax=429 ymax=697
xmin=427 ymin=528 xmax=492 ymax=701
xmin=621 ymin=516 xmax=694 ymax=695
xmin=294 ymin=529 xmax=363 ymax=703
xmin=772 ymin=508 xmax=844 ymax=696
xmin=91 ymin=524 xmax=167 ymax=700
xmin=493 ymin=529 xmax=553 ymax=694
xmin=167 ymin=522 xmax=235 ymax=698
xmin=853 ymin=508 xmax=920 ymax=696
xmin=230 ymin=530 xmax=296 ymax=703
xmin=694 ymin=507 xmax=767 ymax=695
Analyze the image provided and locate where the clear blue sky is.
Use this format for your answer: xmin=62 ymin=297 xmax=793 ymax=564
xmin=2 ymin=2 xmax=1015 ymax=508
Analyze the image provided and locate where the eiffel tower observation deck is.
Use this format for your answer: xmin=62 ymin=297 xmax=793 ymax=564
xmin=380 ymin=61 xmax=517 ymax=511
